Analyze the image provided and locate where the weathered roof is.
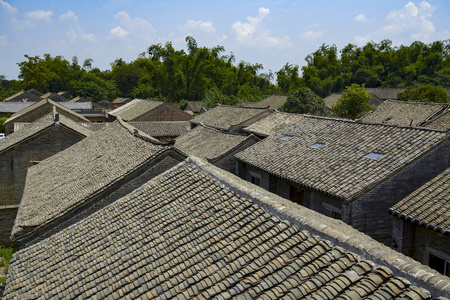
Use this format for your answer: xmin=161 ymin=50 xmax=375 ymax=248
xmin=243 ymin=111 xmax=304 ymax=137
xmin=0 ymin=111 xmax=91 ymax=154
xmin=0 ymin=101 xmax=91 ymax=115
xmin=3 ymin=91 xmax=40 ymax=102
xmin=27 ymin=89 xmax=43 ymax=97
xmin=108 ymin=99 xmax=163 ymax=121
xmin=390 ymin=167 xmax=450 ymax=235
xmin=185 ymin=101 xmax=204 ymax=113
xmin=191 ymin=105 xmax=271 ymax=131
xmin=40 ymin=92 xmax=66 ymax=102
xmin=235 ymin=115 xmax=449 ymax=201
xmin=11 ymin=118 xmax=165 ymax=242
xmin=239 ymin=94 xmax=288 ymax=110
xmin=422 ymin=109 xmax=450 ymax=131
xmin=79 ymin=122 xmax=110 ymax=132
xmin=68 ymin=96 xmax=89 ymax=103
xmin=112 ymin=97 xmax=132 ymax=104
xmin=365 ymin=88 xmax=406 ymax=100
xmin=4 ymin=157 xmax=450 ymax=299
xmin=323 ymin=93 xmax=342 ymax=109
xmin=4 ymin=99 xmax=90 ymax=125
xmin=129 ymin=121 xmax=191 ymax=137
xmin=175 ymin=125 xmax=258 ymax=160
xmin=359 ymin=100 xmax=448 ymax=127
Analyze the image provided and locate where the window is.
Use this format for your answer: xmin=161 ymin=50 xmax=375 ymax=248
xmin=364 ymin=152 xmax=383 ymax=160
xmin=310 ymin=143 xmax=325 ymax=149
xmin=289 ymin=186 xmax=304 ymax=206
xmin=280 ymin=136 xmax=292 ymax=141
xmin=429 ymin=253 xmax=450 ymax=276
xmin=250 ymin=172 xmax=261 ymax=186
xmin=323 ymin=205 xmax=342 ymax=220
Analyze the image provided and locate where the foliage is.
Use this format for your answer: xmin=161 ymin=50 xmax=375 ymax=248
xmin=397 ymin=84 xmax=448 ymax=103
xmin=332 ymin=84 xmax=374 ymax=119
xmin=280 ymin=88 xmax=328 ymax=116
xmin=0 ymin=245 xmax=17 ymax=282
xmin=70 ymin=73 xmax=117 ymax=102
xmin=0 ymin=117 xmax=8 ymax=133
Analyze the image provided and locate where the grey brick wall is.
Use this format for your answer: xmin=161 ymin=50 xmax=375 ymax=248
xmin=0 ymin=205 xmax=19 ymax=246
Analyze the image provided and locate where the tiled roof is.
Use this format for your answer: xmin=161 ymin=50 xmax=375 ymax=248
xmin=11 ymin=118 xmax=166 ymax=242
xmin=235 ymin=116 xmax=449 ymax=201
xmin=323 ymin=93 xmax=342 ymax=109
xmin=185 ymin=101 xmax=204 ymax=113
xmin=243 ymin=111 xmax=304 ymax=137
xmin=129 ymin=121 xmax=191 ymax=137
xmin=239 ymin=94 xmax=288 ymax=110
xmin=365 ymin=88 xmax=406 ymax=100
xmin=422 ymin=110 xmax=450 ymax=131
xmin=79 ymin=122 xmax=110 ymax=132
xmin=27 ymin=89 xmax=43 ymax=97
xmin=359 ymin=100 xmax=448 ymax=127
xmin=40 ymin=92 xmax=66 ymax=102
xmin=4 ymin=157 xmax=450 ymax=299
xmin=0 ymin=102 xmax=91 ymax=115
xmin=108 ymin=99 xmax=163 ymax=121
xmin=175 ymin=124 xmax=258 ymax=160
xmin=4 ymin=99 xmax=90 ymax=125
xmin=112 ymin=97 xmax=132 ymax=104
xmin=390 ymin=167 xmax=450 ymax=234
xmin=191 ymin=105 xmax=271 ymax=131
xmin=0 ymin=112 xmax=91 ymax=154
xmin=68 ymin=96 xmax=89 ymax=102
xmin=3 ymin=91 xmax=40 ymax=102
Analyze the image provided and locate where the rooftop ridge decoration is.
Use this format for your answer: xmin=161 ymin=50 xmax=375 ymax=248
xmin=3 ymin=156 xmax=449 ymax=298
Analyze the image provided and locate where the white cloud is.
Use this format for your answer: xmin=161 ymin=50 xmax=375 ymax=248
xmin=383 ymin=1 xmax=436 ymax=41
xmin=354 ymin=33 xmax=372 ymax=45
xmin=0 ymin=34 xmax=7 ymax=46
xmin=231 ymin=7 xmax=291 ymax=49
xmin=67 ymin=25 xmax=97 ymax=43
xmin=355 ymin=13 xmax=367 ymax=23
xmin=0 ymin=0 xmax=17 ymax=14
xmin=111 ymin=11 xmax=155 ymax=42
xmin=179 ymin=20 xmax=216 ymax=33
xmin=25 ymin=10 xmax=53 ymax=23
xmin=109 ymin=26 xmax=129 ymax=39
xmin=301 ymin=30 xmax=325 ymax=41
xmin=60 ymin=11 xmax=78 ymax=23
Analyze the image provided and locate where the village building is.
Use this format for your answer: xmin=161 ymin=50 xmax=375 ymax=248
xmin=39 ymin=92 xmax=66 ymax=102
xmin=235 ymin=115 xmax=450 ymax=245
xmin=239 ymin=94 xmax=288 ymax=110
xmin=0 ymin=101 xmax=93 ymax=119
xmin=97 ymin=99 xmax=112 ymax=109
xmin=323 ymin=92 xmax=383 ymax=111
xmin=389 ymin=166 xmax=450 ymax=276
xmin=184 ymin=101 xmax=204 ymax=115
xmin=10 ymin=118 xmax=186 ymax=248
xmin=129 ymin=121 xmax=191 ymax=143
xmin=2 ymin=157 xmax=450 ymax=298
xmin=3 ymin=90 xmax=41 ymax=102
xmin=421 ymin=109 xmax=450 ymax=131
xmin=108 ymin=99 xmax=192 ymax=122
xmin=190 ymin=105 xmax=273 ymax=132
xmin=359 ymin=100 xmax=448 ymax=127
xmin=67 ymin=96 xmax=89 ymax=103
xmin=3 ymin=99 xmax=90 ymax=135
xmin=242 ymin=110 xmax=305 ymax=138
xmin=174 ymin=124 xmax=260 ymax=173
xmin=27 ymin=89 xmax=43 ymax=97
xmin=111 ymin=97 xmax=132 ymax=109
xmin=57 ymin=91 xmax=70 ymax=99
xmin=0 ymin=110 xmax=92 ymax=245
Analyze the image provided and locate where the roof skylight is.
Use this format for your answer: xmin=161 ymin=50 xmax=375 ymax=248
xmin=364 ymin=152 xmax=383 ymax=160
xmin=280 ymin=136 xmax=292 ymax=141
xmin=310 ymin=143 xmax=325 ymax=149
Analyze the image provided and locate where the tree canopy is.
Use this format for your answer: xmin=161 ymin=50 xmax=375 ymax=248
xmin=331 ymin=84 xmax=374 ymax=119
xmin=1 ymin=38 xmax=448 ymax=103
xmin=280 ymin=88 xmax=328 ymax=116
xmin=397 ymin=84 xmax=448 ymax=103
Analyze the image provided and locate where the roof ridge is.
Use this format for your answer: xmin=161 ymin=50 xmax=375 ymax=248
xmin=197 ymin=123 xmax=251 ymax=137
xmin=116 ymin=117 xmax=163 ymax=144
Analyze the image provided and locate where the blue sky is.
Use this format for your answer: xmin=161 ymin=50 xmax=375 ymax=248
xmin=1 ymin=0 xmax=449 ymax=80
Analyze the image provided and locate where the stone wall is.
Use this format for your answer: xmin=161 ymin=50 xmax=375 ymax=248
xmin=212 ymin=139 xmax=259 ymax=175
xmin=134 ymin=104 xmax=192 ymax=122
xmin=23 ymin=154 xmax=182 ymax=248
xmin=414 ymin=226 xmax=450 ymax=267
xmin=0 ymin=205 xmax=19 ymax=246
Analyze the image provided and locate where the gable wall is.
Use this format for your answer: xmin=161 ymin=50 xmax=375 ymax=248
xmin=134 ymin=105 xmax=192 ymax=122
xmin=212 ymin=139 xmax=259 ymax=174
xmin=20 ymin=154 xmax=183 ymax=248
xmin=0 ymin=205 xmax=19 ymax=246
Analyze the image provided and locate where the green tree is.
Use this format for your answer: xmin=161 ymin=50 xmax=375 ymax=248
xmin=0 ymin=117 xmax=8 ymax=133
xmin=397 ymin=85 xmax=448 ymax=103
xmin=332 ymin=84 xmax=374 ymax=119
xmin=280 ymin=87 xmax=328 ymax=116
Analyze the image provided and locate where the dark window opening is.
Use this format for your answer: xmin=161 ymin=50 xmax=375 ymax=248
xmin=324 ymin=207 xmax=342 ymax=220
xmin=429 ymin=253 xmax=450 ymax=276
xmin=251 ymin=175 xmax=261 ymax=186
xmin=289 ymin=186 xmax=304 ymax=206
